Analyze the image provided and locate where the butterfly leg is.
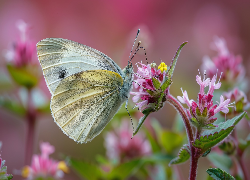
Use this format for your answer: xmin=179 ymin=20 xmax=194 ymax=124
xmin=125 ymin=98 xmax=135 ymax=138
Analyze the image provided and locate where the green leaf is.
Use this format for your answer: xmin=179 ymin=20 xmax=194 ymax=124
xmin=142 ymin=153 xmax=174 ymax=164
xmin=152 ymin=77 xmax=161 ymax=89
xmin=207 ymin=152 xmax=232 ymax=172
xmin=144 ymin=127 xmax=161 ymax=153
xmin=202 ymin=148 xmax=211 ymax=157
xmin=167 ymin=42 xmax=188 ymax=79
xmin=0 ymin=97 xmax=26 ymax=116
xmin=206 ymin=168 xmax=235 ymax=180
xmin=7 ymin=64 xmax=38 ymax=89
xmin=69 ymin=158 xmax=103 ymax=180
xmin=160 ymin=130 xmax=184 ymax=154
xmin=133 ymin=108 xmax=153 ymax=136
xmin=169 ymin=144 xmax=190 ymax=165
xmin=172 ymin=113 xmax=184 ymax=133
xmin=193 ymin=112 xmax=246 ymax=152
xmin=107 ymin=159 xmax=141 ymax=180
xmin=160 ymin=77 xmax=171 ymax=92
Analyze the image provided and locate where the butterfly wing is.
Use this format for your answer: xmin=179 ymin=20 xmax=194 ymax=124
xmin=37 ymin=38 xmax=123 ymax=94
xmin=51 ymin=69 xmax=124 ymax=143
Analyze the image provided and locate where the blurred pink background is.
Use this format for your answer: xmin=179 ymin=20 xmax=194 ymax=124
xmin=0 ymin=0 xmax=250 ymax=179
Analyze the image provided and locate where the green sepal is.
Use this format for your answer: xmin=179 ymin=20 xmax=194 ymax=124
xmin=196 ymin=107 xmax=201 ymax=116
xmin=146 ymin=89 xmax=154 ymax=96
xmin=202 ymin=107 xmax=208 ymax=117
xmin=133 ymin=108 xmax=153 ymax=137
xmin=202 ymin=148 xmax=211 ymax=157
xmin=169 ymin=144 xmax=190 ymax=166
xmin=206 ymin=168 xmax=235 ymax=180
xmin=161 ymin=77 xmax=171 ymax=92
xmin=193 ymin=112 xmax=246 ymax=152
xmin=152 ymin=77 xmax=161 ymax=89
xmin=191 ymin=117 xmax=199 ymax=127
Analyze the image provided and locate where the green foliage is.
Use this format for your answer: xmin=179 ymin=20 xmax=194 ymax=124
xmin=7 ymin=64 xmax=38 ymax=89
xmin=238 ymin=134 xmax=250 ymax=151
xmin=167 ymin=42 xmax=188 ymax=80
xmin=133 ymin=108 xmax=153 ymax=136
xmin=159 ymin=130 xmax=184 ymax=154
xmin=206 ymin=168 xmax=235 ymax=180
xmin=202 ymin=148 xmax=211 ymax=157
xmin=208 ymin=152 xmax=232 ymax=173
xmin=107 ymin=159 xmax=141 ymax=180
xmin=0 ymin=97 xmax=26 ymax=116
xmin=70 ymin=158 xmax=104 ymax=180
xmin=169 ymin=145 xmax=190 ymax=165
xmin=161 ymin=42 xmax=188 ymax=92
xmin=144 ymin=126 xmax=161 ymax=153
xmin=193 ymin=112 xmax=246 ymax=152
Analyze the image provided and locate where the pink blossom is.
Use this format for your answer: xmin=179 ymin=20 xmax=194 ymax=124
xmin=22 ymin=142 xmax=68 ymax=180
xmin=5 ymin=20 xmax=36 ymax=67
xmin=201 ymin=37 xmax=245 ymax=83
xmin=178 ymin=73 xmax=230 ymax=126
xmin=104 ymin=120 xmax=151 ymax=163
xmin=130 ymin=62 xmax=167 ymax=111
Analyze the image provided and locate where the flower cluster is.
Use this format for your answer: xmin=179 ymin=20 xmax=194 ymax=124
xmin=5 ymin=20 xmax=36 ymax=67
xmin=201 ymin=37 xmax=245 ymax=84
xmin=130 ymin=62 xmax=167 ymax=111
xmin=177 ymin=74 xmax=231 ymax=128
xmin=22 ymin=142 xmax=68 ymax=180
xmin=104 ymin=120 xmax=151 ymax=163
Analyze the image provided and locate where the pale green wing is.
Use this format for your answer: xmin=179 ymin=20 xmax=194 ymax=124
xmin=51 ymin=70 xmax=124 ymax=143
xmin=37 ymin=38 xmax=123 ymax=94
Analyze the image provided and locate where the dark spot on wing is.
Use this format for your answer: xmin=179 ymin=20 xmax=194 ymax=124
xmin=58 ymin=67 xmax=67 ymax=79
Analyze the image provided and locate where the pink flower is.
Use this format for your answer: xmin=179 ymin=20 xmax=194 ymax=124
xmin=178 ymin=73 xmax=231 ymax=127
xmin=5 ymin=20 xmax=36 ymax=67
xmin=130 ymin=62 xmax=167 ymax=111
xmin=201 ymin=37 xmax=245 ymax=84
xmin=22 ymin=142 xmax=68 ymax=180
xmin=104 ymin=120 xmax=151 ymax=163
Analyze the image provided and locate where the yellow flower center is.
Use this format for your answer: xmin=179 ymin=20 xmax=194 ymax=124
xmin=58 ymin=161 xmax=69 ymax=173
xmin=158 ymin=62 xmax=167 ymax=73
xmin=21 ymin=166 xmax=30 ymax=178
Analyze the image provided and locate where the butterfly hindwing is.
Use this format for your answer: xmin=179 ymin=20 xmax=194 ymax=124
xmin=51 ymin=70 xmax=124 ymax=143
xmin=37 ymin=38 xmax=123 ymax=94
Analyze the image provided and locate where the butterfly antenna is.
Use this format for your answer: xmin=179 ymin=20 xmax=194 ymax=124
xmin=128 ymin=29 xmax=140 ymax=66
xmin=125 ymin=99 xmax=135 ymax=137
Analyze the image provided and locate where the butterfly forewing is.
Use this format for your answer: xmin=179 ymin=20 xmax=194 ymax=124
xmin=51 ymin=70 xmax=124 ymax=143
xmin=37 ymin=38 xmax=123 ymax=94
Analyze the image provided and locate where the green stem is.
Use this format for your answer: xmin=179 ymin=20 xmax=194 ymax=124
xmin=166 ymin=93 xmax=194 ymax=143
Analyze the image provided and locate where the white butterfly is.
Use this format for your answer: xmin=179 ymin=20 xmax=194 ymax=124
xmin=37 ymin=37 xmax=135 ymax=143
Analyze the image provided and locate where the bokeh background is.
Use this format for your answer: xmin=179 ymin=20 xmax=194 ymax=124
xmin=0 ymin=0 xmax=250 ymax=179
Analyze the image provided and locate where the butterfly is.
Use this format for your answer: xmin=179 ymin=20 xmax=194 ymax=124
xmin=36 ymin=31 xmax=140 ymax=143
